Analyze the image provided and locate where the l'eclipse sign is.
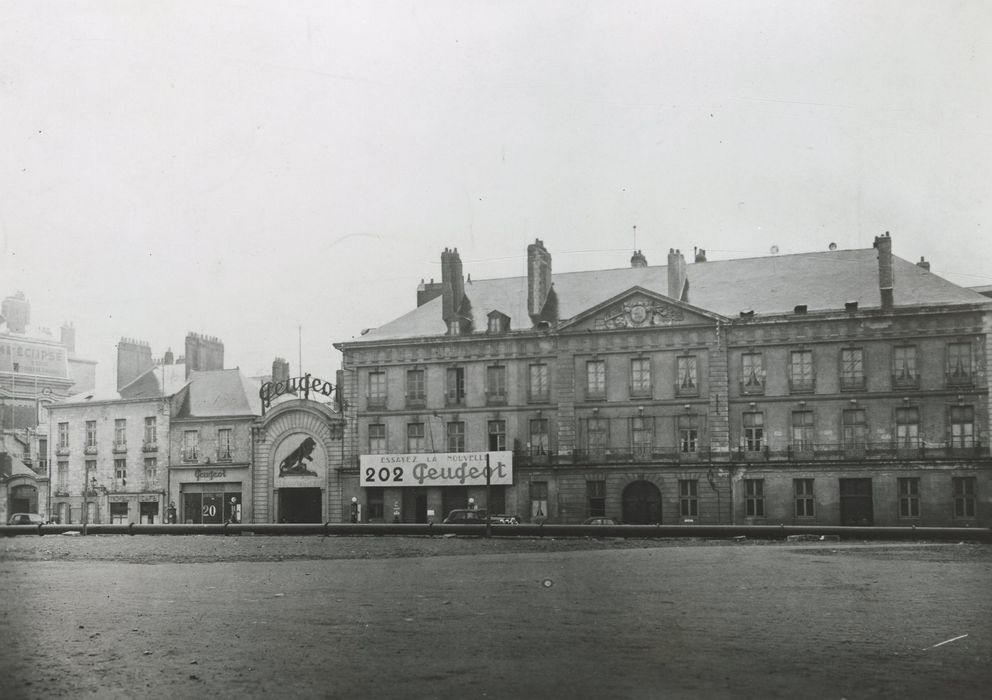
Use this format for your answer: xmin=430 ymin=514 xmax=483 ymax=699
xmin=360 ymin=452 xmax=513 ymax=488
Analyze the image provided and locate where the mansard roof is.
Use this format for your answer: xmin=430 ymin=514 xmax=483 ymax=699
xmin=351 ymin=247 xmax=990 ymax=343
xmin=175 ymin=369 xmax=262 ymax=418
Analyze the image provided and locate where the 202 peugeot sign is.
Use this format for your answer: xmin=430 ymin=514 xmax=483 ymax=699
xmin=359 ymin=451 xmax=513 ymax=488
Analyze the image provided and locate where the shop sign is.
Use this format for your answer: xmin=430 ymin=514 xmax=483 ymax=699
xmin=0 ymin=338 xmax=67 ymax=377
xmin=195 ymin=469 xmax=227 ymax=480
xmin=259 ymin=372 xmax=342 ymax=415
xmin=109 ymin=495 xmax=129 ymax=503
xmin=138 ymin=494 xmax=160 ymax=502
xmin=359 ymin=451 xmax=512 ymax=488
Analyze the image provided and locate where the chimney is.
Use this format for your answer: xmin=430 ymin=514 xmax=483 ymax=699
xmin=917 ymin=256 xmax=930 ymax=272
xmin=694 ymin=247 xmax=707 ymax=263
xmin=163 ymin=348 xmax=174 ymax=365
xmin=1 ymin=292 xmax=30 ymax=333
xmin=873 ymin=232 xmax=894 ymax=310
xmin=60 ymin=322 xmax=76 ymax=354
xmin=272 ymin=357 xmax=291 ymax=384
xmin=527 ymin=239 xmax=553 ymax=322
xmin=417 ymin=278 xmax=443 ymax=307
xmin=667 ymin=249 xmax=687 ymax=301
xmin=441 ymin=248 xmax=467 ymax=335
xmin=117 ymin=337 xmax=153 ymax=391
xmin=185 ymin=332 xmax=225 ymax=378
xmin=630 ymin=250 xmax=647 ymax=268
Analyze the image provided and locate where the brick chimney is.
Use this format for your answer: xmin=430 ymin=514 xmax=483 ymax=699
xmin=527 ymin=239 xmax=553 ymax=321
xmin=60 ymin=322 xmax=76 ymax=354
xmin=1 ymin=292 xmax=30 ymax=333
xmin=163 ymin=348 xmax=174 ymax=365
xmin=417 ymin=278 xmax=443 ymax=307
xmin=441 ymin=248 xmax=467 ymax=335
xmin=117 ymin=338 xmax=153 ymax=391
xmin=272 ymin=357 xmax=291 ymax=384
xmin=694 ymin=247 xmax=707 ymax=263
xmin=873 ymin=232 xmax=893 ymax=310
xmin=667 ymin=248 xmax=687 ymax=301
xmin=630 ymin=250 xmax=647 ymax=268
xmin=185 ymin=332 xmax=225 ymax=378
xmin=917 ymin=256 xmax=930 ymax=272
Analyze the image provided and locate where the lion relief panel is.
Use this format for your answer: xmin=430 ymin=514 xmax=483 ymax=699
xmin=273 ymin=432 xmax=327 ymax=482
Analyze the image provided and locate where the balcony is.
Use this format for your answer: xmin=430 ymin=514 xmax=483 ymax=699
xmin=783 ymin=441 xmax=986 ymax=461
xmin=55 ymin=446 xmax=70 ymax=456
xmin=405 ymin=393 xmax=427 ymax=410
xmin=83 ymin=444 xmax=98 ymax=455
xmin=739 ymin=379 xmax=765 ymax=396
xmin=628 ymin=384 xmax=653 ymax=400
xmin=891 ymin=373 xmax=920 ymax=391
xmin=788 ymin=376 xmax=816 ymax=394
xmin=366 ymin=395 xmax=387 ymax=410
xmin=112 ymin=442 xmax=128 ymax=454
xmin=675 ymin=381 xmax=699 ymax=398
xmin=54 ymin=487 xmax=70 ymax=497
xmin=445 ymin=391 xmax=465 ymax=407
xmin=181 ymin=449 xmax=199 ymax=463
xmin=142 ymin=441 xmax=158 ymax=453
xmin=839 ymin=376 xmax=867 ymax=392
xmin=527 ymin=390 xmax=551 ymax=405
xmin=945 ymin=371 xmax=974 ymax=389
xmin=485 ymin=389 xmax=508 ymax=406
xmin=217 ymin=449 xmax=233 ymax=463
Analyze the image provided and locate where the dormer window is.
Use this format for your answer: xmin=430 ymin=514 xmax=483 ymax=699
xmin=487 ymin=310 xmax=510 ymax=334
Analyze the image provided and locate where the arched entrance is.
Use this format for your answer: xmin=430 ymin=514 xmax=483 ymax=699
xmin=622 ymin=480 xmax=661 ymax=524
xmin=9 ymin=484 xmax=38 ymax=515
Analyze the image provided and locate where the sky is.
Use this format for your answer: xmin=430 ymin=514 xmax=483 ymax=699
xmin=2 ymin=0 xmax=990 ymax=391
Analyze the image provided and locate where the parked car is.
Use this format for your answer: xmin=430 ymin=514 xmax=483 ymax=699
xmin=442 ymin=509 xmax=520 ymax=525
xmin=581 ymin=517 xmax=618 ymax=525
xmin=7 ymin=513 xmax=48 ymax=526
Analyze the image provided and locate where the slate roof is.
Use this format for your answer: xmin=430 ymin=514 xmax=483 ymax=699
xmin=177 ymin=369 xmax=262 ymax=418
xmin=355 ymin=247 xmax=990 ymax=343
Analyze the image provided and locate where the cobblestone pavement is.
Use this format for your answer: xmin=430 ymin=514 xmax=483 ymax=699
xmin=2 ymin=535 xmax=990 ymax=699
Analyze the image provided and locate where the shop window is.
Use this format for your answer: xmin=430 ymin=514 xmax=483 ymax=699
xmin=587 ymin=480 xmax=606 ymax=517
xmin=679 ymin=479 xmax=698 ymax=517
xmin=182 ymin=491 xmax=241 ymax=524
xmin=794 ymin=479 xmax=814 ymax=518
xmin=110 ymin=501 xmax=129 ymax=524
xmin=366 ymin=488 xmax=384 ymax=520
xmin=898 ymin=478 xmax=920 ymax=518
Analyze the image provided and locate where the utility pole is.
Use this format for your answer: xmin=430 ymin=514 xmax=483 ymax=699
xmin=484 ymin=453 xmax=492 ymax=538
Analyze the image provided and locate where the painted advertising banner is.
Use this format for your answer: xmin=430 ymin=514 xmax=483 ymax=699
xmin=0 ymin=338 xmax=68 ymax=377
xmin=360 ymin=451 xmax=513 ymax=488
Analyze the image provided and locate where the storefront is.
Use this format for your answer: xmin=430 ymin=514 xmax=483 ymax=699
xmin=171 ymin=466 xmax=247 ymax=524
xmin=105 ymin=492 xmax=165 ymax=524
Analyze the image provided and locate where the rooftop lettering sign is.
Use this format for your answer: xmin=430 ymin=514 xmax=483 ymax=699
xmin=259 ymin=372 xmax=342 ymax=416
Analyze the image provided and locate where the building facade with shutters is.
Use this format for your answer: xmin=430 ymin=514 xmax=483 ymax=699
xmin=334 ymin=236 xmax=991 ymax=527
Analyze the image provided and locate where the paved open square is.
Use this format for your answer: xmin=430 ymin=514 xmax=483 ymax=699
xmin=1 ymin=535 xmax=990 ymax=699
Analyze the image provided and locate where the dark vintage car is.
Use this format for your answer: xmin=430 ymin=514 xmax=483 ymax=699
xmin=581 ymin=517 xmax=618 ymax=525
xmin=443 ymin=509 xmax=520 ymax=525
xmin=7 ymin=513 xmax=49 ymax=526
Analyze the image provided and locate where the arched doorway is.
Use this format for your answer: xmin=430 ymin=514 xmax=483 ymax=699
xmin=9 ymin=484 xmax=38 ymax=515
xmin=622 ymin=480 xmax=661 ymax=524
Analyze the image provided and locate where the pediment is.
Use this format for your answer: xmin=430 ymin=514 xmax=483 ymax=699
xmin=561 ymin=287 xmax=724 ymax=332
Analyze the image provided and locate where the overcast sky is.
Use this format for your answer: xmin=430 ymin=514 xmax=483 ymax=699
xmin=2 ymin=0 xmax=990 ymax=389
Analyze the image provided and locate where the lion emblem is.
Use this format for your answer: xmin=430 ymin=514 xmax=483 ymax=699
xmin=278 ymin=437 xmax=318 ymax=477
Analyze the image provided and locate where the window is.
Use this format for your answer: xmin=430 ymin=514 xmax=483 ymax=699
xmin=114 ymin=418 xmax=127 ymax=446
xmin=679 ymin=479 xmax=698 ymax=517
xmin=487 ymin=314 xmax=505 ymax=334
xmin=528 ymin=364 xmax=549 ymax=403
xmin=144 ymin=416 xmax=157 ymax=445
xmin=57 ymin=461 xmax=68 ymax=490
xmin=789 ymin=350 xmax=814 ymax=393
xmin=368 ymin=370 xmax=387 ymax=408
xmin=110 ymin=502 xmax=129 ymax=525
xmin=366 ymin=488 xmax=385 ymax=520
xmin=791 ymin=410 xmax=814 ymax=451
xmin=842 ymin=408 xmax=867 ymax=448
xmin=892 ymin=346 xmax=918 ymax=388
xmin=794 ymin=479 xmax=814 ymax=517
xmin=586 ymin=360 xmax=606 ymax=399
xmin=898 ymin=478 xmax=920 ymax=518
xmin=745 ymin=479 xmax=764 ymax=517
xmin=85 ymin=420 xmax=97 ymax=447
xmin=585 ymin=417 xmax=609 ymax=456
xmin=144 ymin=457 xmax=157 ymax=481
xmin=446 ymin=367 xmax=466 ymax=405
xmin=895 ymin=407 xmax=920 ymax=448
xmin=953 ymin=477 xmax=976 ymax=518
xmin=530 ymin=481 xmax=549 ymax=519
xmin=630 ymin=357 xmax=651 ymax=397
xmin=529 ymin=419 xmax=549 ymax=455
xmin=741 ymin=353 xmax=764 ymax=394
xmin=486 ymin=365 xmax=507 ymax=404
xmin=406 ymin=369 xmax=426 ymax=407
xmin=676 ymin=356 xmax=698 ymax=396
xmin=488 ymin=420 xmax=506 ymax=451
xmin=587 ymin=480 xmax=606 ymax=517
xmin=631 ymin=415 xmax=653 ymax=456
xmin=678 ymin=414 xmax=699 ymax=453
xmin=182 ymin=430 xmax=199 ymax=462
xmin=114 ymin=458 xmax=127 ymax=485
xmin=84 ymin=460 xmax=96 ymax=492
xmin=950 ymin=406 xmax=974 ymax=447
xmin=368 ymin=424 xmax=387 ymax=455
xmin=446 ymin=421 xmax=465 ymax=452
xmin=743 ymin=412 xmax=764 ymax=451
xmin=946 ymin=342 xmax=972 ymax=386
xmin=407 ymin=423 xmax=425 ymax=453
xmin=218 ymin=428 xmax=233 ymax=461
xmin=58 ymin=422 xmax=69 ymax=449
xmin=840 ymin=348 xmax=865 ymax=390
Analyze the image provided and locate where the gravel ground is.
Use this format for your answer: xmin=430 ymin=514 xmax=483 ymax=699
xmin=2 ymin=535 xmax=990 ymax=700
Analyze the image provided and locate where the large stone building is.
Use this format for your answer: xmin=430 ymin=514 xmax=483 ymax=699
xmin=1 ymin=291 xmax=95 ymax=522
xmin=334 ymin=236 xmax=991 ymax=527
